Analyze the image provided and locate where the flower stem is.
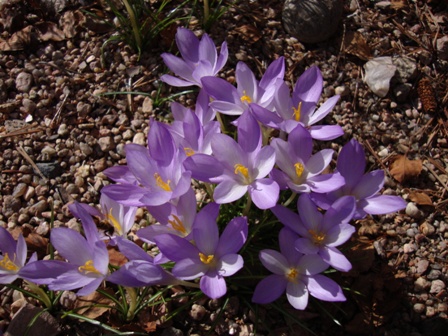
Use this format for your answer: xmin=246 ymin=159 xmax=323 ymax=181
xmin=122 ymin=0 xmax=142 ymax=56
xmin=125 ymin=287 xmax=138 ymax=321
xmin=242 ymin=194 xmax=252 ymax=217
xmin=24 ymin=281 xmax=52 ymax=309
xmin=282 ymin=192 xmax=297 ymax=207
xmin=203 ymin=0 xmax=210 ymax=24
xmin=216 ymin=112 xmax=226 ymax=133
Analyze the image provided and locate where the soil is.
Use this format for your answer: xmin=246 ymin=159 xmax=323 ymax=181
xmin=0 ymin=0 xmax=448 ymax=335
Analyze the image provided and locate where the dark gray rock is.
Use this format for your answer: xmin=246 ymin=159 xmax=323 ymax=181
xmin=282 ymin=0 xmax=344 ymax=43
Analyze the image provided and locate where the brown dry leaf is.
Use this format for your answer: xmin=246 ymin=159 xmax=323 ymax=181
xmin=35 ymin=22 xmax=65 ymax=42
xmin=142 ymin=321 xmax=157 ymax=333
xmin=60 ymin=10 xmax=86 ymax=38
xmin=389 ymin=155 xmax=423 ymax=183
xmin=391 ymin=0 xmax=409 ymax=10
xmin=108 ymin=246 xmax=128 ymax=267
xmin=345 ymin=238 xmax=375 ymax=273
xmin=0 ymin=26 xmax=34 ymax=51
xmin=409 ymin=190 xmax=433 ymax=206
xmin=73 ymin=289 xmax=114 ymax=319
xmin=342 ymin=31 xmax=372 ymax=61
xmin=234 ymin=24 xmax=262 ymax=44
xmin=24 ymin=233 xmax=49 ymax=258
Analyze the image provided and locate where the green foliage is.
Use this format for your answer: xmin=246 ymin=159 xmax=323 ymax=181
xmin=99 ymin=0 xmax=191 ymax=60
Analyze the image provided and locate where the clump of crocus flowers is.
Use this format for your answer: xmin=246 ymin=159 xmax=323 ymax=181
xmin=0 ymin=28 xmax=406 ymax=322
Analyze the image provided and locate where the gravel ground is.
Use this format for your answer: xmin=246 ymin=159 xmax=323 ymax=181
xmin=0 ymin=0 xmax=448 ymax=335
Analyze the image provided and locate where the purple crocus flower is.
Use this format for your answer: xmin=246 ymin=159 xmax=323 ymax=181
xmin=310 ymin=139 xmax=407 ymax=219
xmin=107 ymin=238 xmax=179 ymax=287
xmin=187 ymin=111 xmax=279 ymax=209
xmin=201 ymin=57 xmax=285 ymax=116
xmin=137 ymin=187 xmax=198 ymax=243
xmin=170 ymin=91 xmax=220 ymax=156
xmin=252 ymin=228 xmax=346 ymax=310
xmin=102 ymin=120 xmax=192 ymax=207
xmin=270 ymin=124 xmax=345 ymax=193
xmin=0 ymin=227 xmax=37 ymax=284
xmin=251 ymin=66 xmax=343 ymax=140
xmin=272 ymin=194 xmax=356 ymax=272
xmin=69 ymin=194 xmax=137 ymax=243
xmin=21 ymin=204 xmax=109 ymax=296
xmin=154 ymin=203 xmax=248 ymax=299
xmin=160 ymin=28 xmax=228 ymax=87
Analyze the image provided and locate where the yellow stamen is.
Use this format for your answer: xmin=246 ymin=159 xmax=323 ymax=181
xmin=78 ymin=260 xmax=102 ymax=275
xmin=184 ymin=147 xmax=195 ymax=157
xmin=294 ymin=162 xmax=304 ymax=178
xmin=154 ymin=173 xmax=172 ymax=191
xmin=199 ymin=253 xmax=214 ymax=265
xmin=240 ymin=90 xmax=252 ymax=104
xmin=168 ymin=214 xmax=187 ymax=235
xmin=292 ymin=102 xmax=302 ymax=121
xmin=0 ymin=253 xmax=19 ymax=272
xmin=286 ymin=267 xmax=299 ymax=282
xmin=106 ymin=208 xmax=122 ymax=235
xmin=308 ymin=229 xmax=326 ymax=246
xmin=234 ymin=164 xmax=249 ymax=179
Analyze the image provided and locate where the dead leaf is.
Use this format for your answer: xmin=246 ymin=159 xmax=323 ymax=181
xmin=108 ymin=246 xmax=128 ymax=267
xmin=35 ymin=22 xmax=65 ymax=42
xmin=0 ymin=26 xmax=35 ymax=51
xmin=342 ymin=31 xmax=372 ymax=61
xmin=389 ymin=155 xmax=423 ymax=183
xmin=24 ymin=233 xmax=49 ymax=258
xmin=234 ymin=24 xmax=262 ymax=44
xmin=60 ymin=10 xmax=86 ymax=38
xmin=391 ymin=0 xmax=409 ymax=10
xmin=409 ymin=190 xmax=433 ymax=206
xmin=73 ymin=289 xmax=114 ymax=319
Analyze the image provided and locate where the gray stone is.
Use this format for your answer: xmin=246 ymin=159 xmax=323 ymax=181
xmin=2 ymin=195 xmax=22 ymax=217
xmin=5 ymin=303 xmax=60 ymax=336
xmin=98 ymin=136 xmax=115 ymax=152
xmin=15 ymin=72 xmax=33 ymax=92
xmin=430 ymin=279 xmax=446 ymax=294
xmin=416 ymin=259 xmax=429 ymax=274
xmin=282 ymin=0 xmax=343 ymax=43
xmin=392 ymin=56 xmax=418 ymax=83
xmin=35 ymin=162 xmax=62 ymax=178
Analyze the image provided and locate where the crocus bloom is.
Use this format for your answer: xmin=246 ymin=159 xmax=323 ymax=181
xmin=187 ymin=111 xmax=279 ymax=209
xmin=252 ymin=228 xmax=346 ymax=310
xmin=310 ymin=139 xmax=407 ymax=219
xmin=154 ymin=203 xmax=248 ymax=299
xmin=270 ymin=124 xmax=345 ymax=193
xmin=102 ymin=120 xmax=191 ymax=207
xmin=138 ymin=187 xmax=198 ymax=243
xmin=272 ymin=194 xmax=356 ymax=272
xmin=0 ymin=227 xmax=37 ymax=284
xmin=20 ymin=203 xmax=109 ymax=296
xmin=170 ymin=91 xmax=220 ymax=156
xmin=160 ymin=27 xmax=228 ymax=87
xmin=251 ymin=66 xmax=343 ymax=140
xmin=201 ymin=57 xmax=285 ymax=116
xmin=107 ymin=238 xmax=179 ymax=287
xmin=69 ymin=194 xmax=137 ymax=243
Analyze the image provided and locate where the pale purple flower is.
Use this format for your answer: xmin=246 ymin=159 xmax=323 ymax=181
xmin=187 ymin=111 xmax=279 ymax=209
xmin=270 ymin=124 xmax=345 ymax=193
xmin=251 ymin=66 xmax=343 ymax=140
xmin=170 ymin=90 xmax=220 ymax=156
xmin=102 ymin=120 xmax=191 ymax=207
xmin=252 ymin=228 xmax=346 ymax=310
xmin=21 ymin=204 xmax=109 ymax=296
xmin=160 ymin=28 xmax=228 ymax=87
xmin=310 ymin=139 xmax=407 ymax=219
xmin=138 ymin=187 xmax=198 ymax=243
xmin=154 ymin=203 xmax=248 ymax=299
xmin=0 ymin=227 xmax=37 ymax=284
xmin=107 ymin=238 xmax=179 ymax=287
xmin=272 ymin=194 xmax=356 ymax=272
xmin=201 ymin=57 xmax=285 ymax=116
xmin=69 ymin=194 xmax=137 ymax=243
